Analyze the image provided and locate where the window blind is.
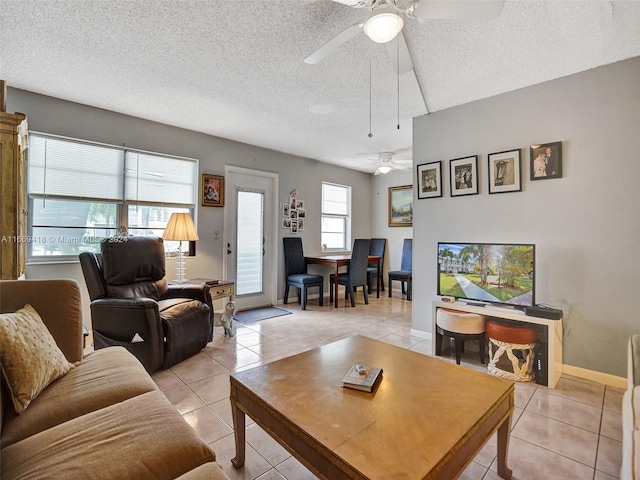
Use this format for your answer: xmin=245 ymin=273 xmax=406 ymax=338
xmin=28 ymin=135 xmax=124 ymax=201
xmin=125 ymin=152 xmax=196 ymax=206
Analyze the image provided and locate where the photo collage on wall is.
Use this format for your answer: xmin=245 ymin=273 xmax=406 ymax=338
xmin=281 ymin=188 xmax=305 ymax=233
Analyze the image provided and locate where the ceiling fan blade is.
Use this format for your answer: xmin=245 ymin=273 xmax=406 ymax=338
xmin=304 ymin=22 xmax=364 ymax=65
xmin=394 ymin=164 xmax=412 ymax=172
xmin=374 ymin=167 xmax=383 ymax=175
xmin=385 ymin=31 xmax=413 ymax=75
xmin=412 ymin=0 xmax=504 ymax=21
xmin=329 ymin=0 xmax=372 ymax=7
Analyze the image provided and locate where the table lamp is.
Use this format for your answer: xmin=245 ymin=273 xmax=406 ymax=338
xmin=162 ymin=212 xmax=199 ymax=284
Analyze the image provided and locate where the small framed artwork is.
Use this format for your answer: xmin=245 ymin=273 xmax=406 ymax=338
xmin=290 ymin=220 xmax=299 ymax=234
xmin=282 ymin=217 xmax=291 ymax=229
xmin=282 ymin=203 xmax=290 ymax=217
xmin=297 ymin=218 xmax=305 ymax=231
xmin=202 ymin=174 xmax=224 ymax=207
xmin=449 ymin=155 xmax=478 ymax=197
xmin=388 ymin=185 xmax=413 ymax=227
xmin=416 ymin=161 xmax=442 ymax=199
xmin=488 ymin=149 xmax=521 ymax=194
xmin=530 ymin=141 xmax=562 ymax=180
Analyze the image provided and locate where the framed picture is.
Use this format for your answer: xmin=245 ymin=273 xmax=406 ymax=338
xmin=202 ymin=174 xmax=224 ymax=207
xmin=416 ymin=161 xmax=442 ymax=199
xmin=530 ymin=141 xmax=562 ymax=180
xmin=488 ymin=149 xmax=521 ymax=194
xmin=282 ymin=203 xmax=290 ymax=217
xmin=282 ymin=217 xmax=291 ymax=229
xmin=449 ymin=155 xmax=478 ymax=197
xmin=388 ymin=185 xmax=413 ymax=227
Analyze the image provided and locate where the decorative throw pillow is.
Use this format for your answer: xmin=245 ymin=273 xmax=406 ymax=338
xmin=0 ymin=304 xmax=74 ymax=414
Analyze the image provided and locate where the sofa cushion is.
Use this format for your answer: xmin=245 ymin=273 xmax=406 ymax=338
xmin=1 ymin=346 xmax=157 ymax=448
xmin=175 ymin=462 xmax=229 ymax=480
xmin=0 ymin=304 xmax=74 ymax=414
xmin=1 ymin=390 xmax=217 ymax=480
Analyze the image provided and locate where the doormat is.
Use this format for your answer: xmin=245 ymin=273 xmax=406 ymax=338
xmin=234 ymin=307 xmax=292 ymax=324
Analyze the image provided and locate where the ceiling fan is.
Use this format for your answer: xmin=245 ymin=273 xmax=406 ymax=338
xmin=304 ymin=0 xmax=504 ymax=72
xmin=363 ymin=152 xmax=412 ymax=175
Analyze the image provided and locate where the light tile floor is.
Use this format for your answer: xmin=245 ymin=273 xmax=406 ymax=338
xmin=150 ymin=292 xmax=623 ymax=480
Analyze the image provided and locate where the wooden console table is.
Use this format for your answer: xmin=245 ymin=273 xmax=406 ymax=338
xmin=432 ymin=300 xmax=563 ymax=388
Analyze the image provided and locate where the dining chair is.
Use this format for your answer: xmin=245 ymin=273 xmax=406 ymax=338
xmin=329 ymin=239 xmax=371 ymax=307
xmin=367 ymin=238 xmax=386 ymax=294
xmin=388 ymin=238 xmax=412 ymax=301
xmin=283 ymin=237 xmax=324 ymax=310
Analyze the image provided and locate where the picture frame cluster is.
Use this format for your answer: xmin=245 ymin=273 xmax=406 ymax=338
xmin=281 ymin=189 xmax=305 ymax=233
xmin=417 ymin=141 xmax=562 ymax=198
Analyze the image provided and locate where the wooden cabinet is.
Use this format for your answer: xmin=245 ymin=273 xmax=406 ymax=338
xmin=0 ymin=111 xmax=28 ymax=279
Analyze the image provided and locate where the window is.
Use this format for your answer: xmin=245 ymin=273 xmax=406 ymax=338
xmin=27 ymin=133 xmax=197 ymax=259
xmin=321 ymin=182 xmax=351 ymax=251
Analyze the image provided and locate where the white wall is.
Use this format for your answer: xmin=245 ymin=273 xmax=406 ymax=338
xmin=410 ymin=56 xmax=640 ymax=377
xmin=8 ymin=88 xmax=373 ymax=325
xmin=370 ymin=171 xmax=413 ymax=275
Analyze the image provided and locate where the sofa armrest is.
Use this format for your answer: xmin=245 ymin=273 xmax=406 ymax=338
xmin=0 ymin=279 xmax=83 ymax=363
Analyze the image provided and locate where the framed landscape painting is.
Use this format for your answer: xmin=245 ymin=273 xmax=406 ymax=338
xmin=388 ymin=185 xmax=413 ymax=227
xmin=416 ymin=161 xmax=442 ymax=199
xmin=449 ymin=155 xmax=478 ymax=197
xmin=488 ymin=149 xmax=521 ymax=194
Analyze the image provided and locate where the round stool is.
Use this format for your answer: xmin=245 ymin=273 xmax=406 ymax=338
xmin=485 ymin=319 xmax=538 ymax=382
xmin=436 ymin=308 xmax=486 ymax=365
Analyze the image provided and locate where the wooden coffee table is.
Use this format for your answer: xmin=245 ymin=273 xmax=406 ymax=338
xmin=230 ymin=335 xmax=514 ymax=479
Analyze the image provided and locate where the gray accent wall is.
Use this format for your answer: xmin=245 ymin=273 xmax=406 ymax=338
xmin=411 ymin=56 xmax=640 ymax=377
xmin=7 ymin=88 xmax=373 ymax=324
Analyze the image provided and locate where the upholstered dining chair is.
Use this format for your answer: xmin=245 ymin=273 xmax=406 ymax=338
xmin=330 ymin=238 xmax=371 ymax=307
xmin=388 ymin=238 xmax=412 ymax=301
xmin=283 ymin=237 xmax=324 ymax=310
xmin=367 ymin=238 xmax=386 ymax=294
xmin=79 ymin=236 xmax=213 ymax=373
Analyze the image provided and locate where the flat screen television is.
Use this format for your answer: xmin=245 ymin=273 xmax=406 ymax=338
xmin=437 ymin=242 xmax=535 ymax=308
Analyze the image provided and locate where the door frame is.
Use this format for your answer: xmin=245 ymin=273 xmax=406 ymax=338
xmin=223 ymin=165 xmax=279 ymax=307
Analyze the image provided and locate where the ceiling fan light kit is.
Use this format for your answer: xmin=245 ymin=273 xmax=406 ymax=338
xmin=363 ymin=9 xmax=404 ymax=43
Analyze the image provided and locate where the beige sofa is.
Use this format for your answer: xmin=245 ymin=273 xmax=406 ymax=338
xmin=0 ymin=279 xmax=229 ymax=480
xmin=622 ymin=334 xmax=640 ymax=479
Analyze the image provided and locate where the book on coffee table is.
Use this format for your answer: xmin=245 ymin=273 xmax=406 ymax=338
xmin=341 ymin=365 xmax=383 ymax=392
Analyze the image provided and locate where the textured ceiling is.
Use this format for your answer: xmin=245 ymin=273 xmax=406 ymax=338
xmin=1 ymin=0 xmax=640 ymax=173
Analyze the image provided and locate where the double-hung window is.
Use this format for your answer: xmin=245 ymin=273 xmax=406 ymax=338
xmin=27 ymin=133 xmax=197 ymax=259
xmin=321 ymin=182 xmax=351 ymax=251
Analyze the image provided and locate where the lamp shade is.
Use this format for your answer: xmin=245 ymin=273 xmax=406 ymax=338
xmin=378 ymin=165 xmax=392 ymax=174
xmin=363 ymin=9 xmax=404 ymax=44
xmin=162 ymin=213 xmax=199 ymax=241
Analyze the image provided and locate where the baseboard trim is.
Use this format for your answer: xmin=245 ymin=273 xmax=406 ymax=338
xmin=562 ymin=364 xmax=626 ymax=389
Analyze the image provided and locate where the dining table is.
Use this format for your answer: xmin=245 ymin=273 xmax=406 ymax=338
xmin=305 ymin=254 xmax=382 ymax=308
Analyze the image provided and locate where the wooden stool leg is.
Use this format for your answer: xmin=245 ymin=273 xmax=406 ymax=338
xmin=454 ymin=339 xmax=463 ymax=365
xmin=435 ymin=330 xmax=443 ymax=356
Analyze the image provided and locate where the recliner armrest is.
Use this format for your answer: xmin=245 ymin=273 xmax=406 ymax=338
xmin=166 ymin=284 xmax=214 ymax=319
xmin=166 ymin=284 xmax=209 ymax=303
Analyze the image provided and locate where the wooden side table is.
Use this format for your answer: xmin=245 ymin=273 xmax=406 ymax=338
xmin=188 ymin=278 xmax=234 ymax=301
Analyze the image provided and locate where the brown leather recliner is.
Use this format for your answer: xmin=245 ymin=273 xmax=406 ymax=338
xmin=79 ymin=236 xmax=213 ymax=373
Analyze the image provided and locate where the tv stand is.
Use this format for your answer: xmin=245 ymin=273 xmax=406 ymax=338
xmin=432 ymin=300 xmax=563 ymax=388
xmin=465 ymin=301 xmax=486 ymax=307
